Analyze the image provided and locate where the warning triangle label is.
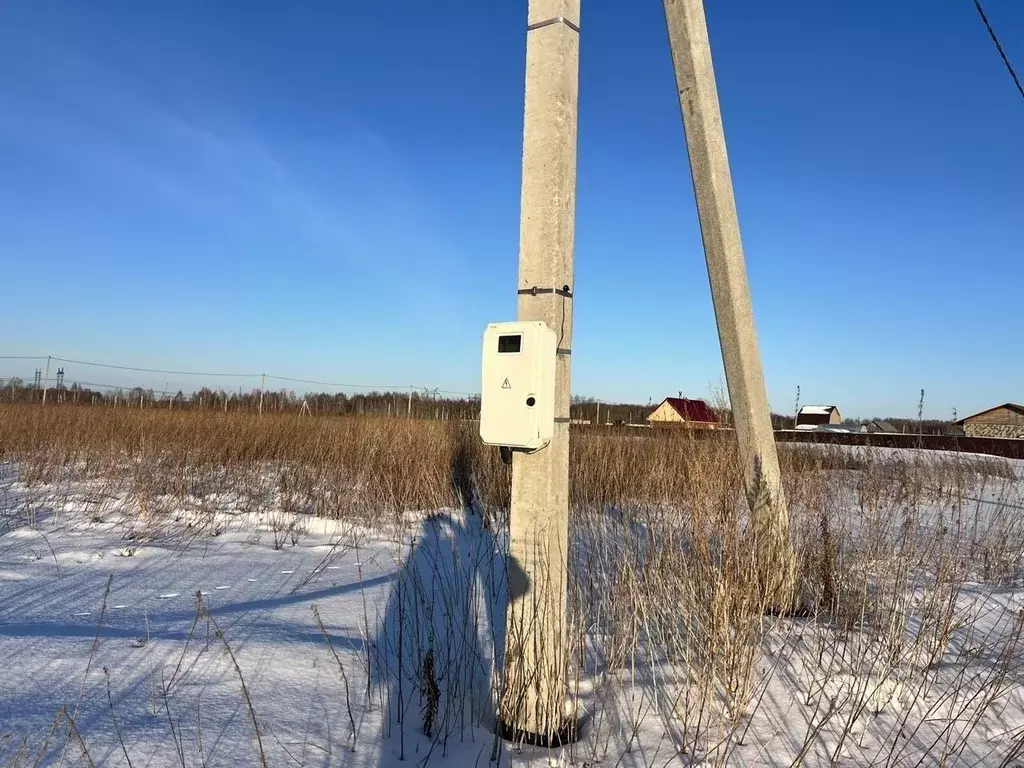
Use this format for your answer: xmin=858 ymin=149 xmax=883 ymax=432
xmin=501 ymin=378 xmax=511 ymax=390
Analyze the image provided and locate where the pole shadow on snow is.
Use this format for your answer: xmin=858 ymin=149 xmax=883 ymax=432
xmin=371 ymin=445 xmax=527 ymax=765
xmin=0 ymin=575 xmax=390 ymax=647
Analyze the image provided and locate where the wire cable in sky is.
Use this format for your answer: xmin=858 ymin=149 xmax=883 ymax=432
xmin=972 ymin=0 xmax=1024 ymax=101
xmin=58 ymin=380 xmax=179 ymax=395
xmin=266 ymin=373 xmax=477 ymax=397
xmin=266 ymin=373 xmax=420 ymax=391
xmin=0 ymin=354 xmax=479 ymax=397
xmin=50 ymin=356 xmax=261 ymax=378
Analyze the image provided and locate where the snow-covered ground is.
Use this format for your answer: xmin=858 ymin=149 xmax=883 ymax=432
xmin=2 ymin=450 xmax=1024 ymax=766
xmin=0 ymin=504 xmax=514 ymax=768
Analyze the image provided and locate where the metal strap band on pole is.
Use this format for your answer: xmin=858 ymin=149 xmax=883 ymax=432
xmin=517 ymin=286 xmax=573 ymax=297
xmin=526 ymin=16 xmax=580 ymax=33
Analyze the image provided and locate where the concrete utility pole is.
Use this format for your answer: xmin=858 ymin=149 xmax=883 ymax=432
xmin=501 ymin=0 xmax=580 ymax=744
xmin=41 ymin=356 xmax=51 ymax=405
xmin=663 ymin=0 xmax=795 ymax=606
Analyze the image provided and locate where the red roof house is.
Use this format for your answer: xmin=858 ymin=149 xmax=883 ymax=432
xmin=647 ymin=397 xmax=720 ymax=428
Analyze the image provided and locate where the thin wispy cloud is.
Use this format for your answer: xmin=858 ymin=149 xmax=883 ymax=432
xmin=0 ymin=34 xmax=468 ymax=306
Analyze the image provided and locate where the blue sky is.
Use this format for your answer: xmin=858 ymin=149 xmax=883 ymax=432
xmin=1 ymin=1 xmax=1021 ymax=419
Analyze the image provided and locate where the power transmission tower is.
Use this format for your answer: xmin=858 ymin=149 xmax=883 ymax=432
xmin=500 ymin=0 xmax=580 ymax=745
xmin=663 ymin=0 xmax=795 ymax=606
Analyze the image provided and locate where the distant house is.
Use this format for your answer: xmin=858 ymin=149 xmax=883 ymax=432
xmin=648 ymin=397 xmax=719 ymax=428
xmin=867 ymin=420 xmax=898 ymax=434
xmin=953 ymin=403 xmax=1024 ymax=439
xmin=795 ymin=405 xmax=841 ymax=430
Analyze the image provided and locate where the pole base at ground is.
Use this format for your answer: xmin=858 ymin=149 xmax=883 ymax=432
xmin=762 ymin=588 xmax=812 ymax=618
xmin=763 ymin=603 xmax=812 ymax=619
xmin=498 ymin=717 xmax=579 ymax=748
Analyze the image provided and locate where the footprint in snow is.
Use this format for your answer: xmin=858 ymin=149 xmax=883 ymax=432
xmin=73 ymin=612 xmax=90 ymax=617
xmin=215 ymin=585 xmax=230 ymax=590
xmin=281 ymin=570 xmax=295 ymax=575
xmin=157 ymin=593 xmax=180 ymax=600
xmin=246 ymin=578 xmax=257 ymax=583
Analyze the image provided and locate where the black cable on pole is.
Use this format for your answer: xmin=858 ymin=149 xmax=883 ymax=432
xmin=972 ymin=0 xmax=1024 ymax=101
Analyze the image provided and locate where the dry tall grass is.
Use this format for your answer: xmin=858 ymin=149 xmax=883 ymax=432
xmin=2 ymin=403 xmax=1023 ymax=765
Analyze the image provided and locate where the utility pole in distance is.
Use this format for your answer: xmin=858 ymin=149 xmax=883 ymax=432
xmin=41 ymin=355 xmax=51 ymax=405
xmin=501 ymin=0 xmax=580 ymax=745
xmin=663 ymin=0 xmax=795 ymax=607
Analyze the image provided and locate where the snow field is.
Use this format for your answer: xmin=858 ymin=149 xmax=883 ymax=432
xmin=1 ymin=448 xmax=1023 ymax=766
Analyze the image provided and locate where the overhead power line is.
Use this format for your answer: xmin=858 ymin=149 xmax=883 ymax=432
xmin=972 ymin=0 xmax=1024 ymax=101
xmin=0 ymin=353 xmax=479 ymax=398
xmin=50 ymin=356 xmax=260 ymax=378
xmin=265 ymin=373 xmax=476 ymax=398
xmin=266 ymin=373 xmax=420 ymax=391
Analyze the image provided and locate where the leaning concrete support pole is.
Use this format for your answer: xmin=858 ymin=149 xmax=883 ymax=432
xmin=500 ymin=0 xmax=580 ymax=743
xmin=663 ymin=0 xmax=795 ymax=605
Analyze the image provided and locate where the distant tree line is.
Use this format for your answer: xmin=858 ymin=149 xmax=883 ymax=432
xmin=568 ymin=396 xmax=653 ymax=426
xmin=0 ymin=378 xmax=480 ymax=420
xmin=0 ymin=378 xmax=955 ymax=433
xmin=0 ymin=382 xmax=655 ymax=424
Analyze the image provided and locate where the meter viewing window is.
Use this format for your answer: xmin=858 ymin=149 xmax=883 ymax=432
xmin=498 ymin=334 xmax=522 ymax=354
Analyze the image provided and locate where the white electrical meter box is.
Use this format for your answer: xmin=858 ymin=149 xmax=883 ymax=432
xmin=480 ymin=321 xmax=557 ymax=451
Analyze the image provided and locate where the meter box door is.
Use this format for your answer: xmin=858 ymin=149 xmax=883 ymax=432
xmin=480 ymin=321 xmax=557 ymax=451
